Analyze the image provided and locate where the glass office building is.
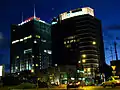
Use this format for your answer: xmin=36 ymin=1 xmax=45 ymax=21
xmin=10 ymin=16 xmax=52 ymax=73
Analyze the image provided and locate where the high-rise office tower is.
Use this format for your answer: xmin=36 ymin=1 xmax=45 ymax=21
xmin=10 ymin=16 xmax=52 ymax=73
xmin=51 ymin=7 xmax=105 ymax=78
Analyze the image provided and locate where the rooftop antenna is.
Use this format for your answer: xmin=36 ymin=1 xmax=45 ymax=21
xmin=33 ymin=4 xmax=36 ymax=18
xmin=110 ymin=44 xmax=113 ymax=61
xmin=114 ymin=41 xmax=118 ymax=60
xmin=22 ymin=12 xmax=23 ymax=22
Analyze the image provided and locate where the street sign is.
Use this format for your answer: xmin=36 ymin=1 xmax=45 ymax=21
xmin=111 ymin=66 xmax=116 ymax=70
xmin=112 ymin=71 xmax=116 ymax=73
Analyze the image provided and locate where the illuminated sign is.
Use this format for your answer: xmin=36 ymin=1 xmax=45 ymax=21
xmin=60 ymin=7 xmax=94 ymax=20
xmin=0 ymin=66 xmax=3 ymax=76
xmin=111 ymin=66 xmax=116 ymax=70
xmin=18 ymin=16 xmax=43 ymax=26
xmin=112 ymin=71 xmax=116 ymax=74
xmin=24 ymin=17 xmax=40 ymax=22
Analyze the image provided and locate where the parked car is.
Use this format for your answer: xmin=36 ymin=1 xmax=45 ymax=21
xmin=67 ymin=82 xmax=80 ymax=88
xmin=102 ymin=76 xmax=120 ymax=88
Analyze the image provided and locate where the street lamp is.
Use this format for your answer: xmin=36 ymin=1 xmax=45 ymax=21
xmin=82 ymin=54 xmax=86 ymax=58
xmin=92 ymin=41 xmax=96 ymax=45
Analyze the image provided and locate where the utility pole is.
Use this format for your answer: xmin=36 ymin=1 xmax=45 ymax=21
xmin=114 ymin=41 xmax=118 ymax=60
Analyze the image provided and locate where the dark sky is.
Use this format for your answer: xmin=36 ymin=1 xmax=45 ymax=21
xmin=0 ymin=0 xmax=120 ymax=71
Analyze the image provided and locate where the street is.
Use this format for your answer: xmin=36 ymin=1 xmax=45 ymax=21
xmin=2 ymin=86 xmax=120 ymax=90
xmin=1 ymin=86 xmax=120 ymax=90
xmin=38 ymin=86 xmax=120 ymax=90
xmin=76 ymin=86 xmax=120 ymax=90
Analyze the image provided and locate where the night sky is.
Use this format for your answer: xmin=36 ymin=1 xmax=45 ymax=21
xmin=0 ymin=0 xmax=120 ymax=71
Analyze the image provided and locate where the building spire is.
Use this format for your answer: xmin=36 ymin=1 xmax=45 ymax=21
xmin=34 ymin=4 xmax=36 ymax=18
xmin=114 ymin=41 xmax=118 ymax=60
xmin=22 ymin=12 xmax=23 ymax=22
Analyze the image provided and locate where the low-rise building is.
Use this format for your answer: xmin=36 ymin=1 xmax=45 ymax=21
xmin=110 ymin=60 xmax=120 ymax=76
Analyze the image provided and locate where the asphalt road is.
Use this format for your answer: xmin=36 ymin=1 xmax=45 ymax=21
xmin=76 ymin=86 xmax=120 ymax=90
xmin=1 ymin=86 xmax=120 ymax=90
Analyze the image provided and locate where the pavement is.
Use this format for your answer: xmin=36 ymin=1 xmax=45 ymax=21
xmin=1 ymin=86 xmax=120 ymax=90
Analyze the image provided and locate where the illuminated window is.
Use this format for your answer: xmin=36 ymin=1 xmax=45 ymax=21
xmin=87 ymin=68 xmax=91 ymax=72
xmin=70 ymin=40 xmax=73 ymax=43
xmin=48 ymin=50 xmax=52 ymax=54
xmin=13 ymin=29 xmax=15 ymax=31
xmin=67 ymin=36 xmax=74 ymax=39
xmin=24 ymin=49 xmax=32 ymax=54
xmin=26 ymin=61 xmax=29 ymax=70
xmin=82 ymin=59 xmax=86 ymax=63
xmin=55 ymin=64 xmax=57 ymax=66
xmin=34 ymin=40 xmax=37 ymax=43
xmin=44 ymin=50 xmax=47 ymax=52
xmin=12 ymin=40 xmax=19 ymax=44
xmin=78 ymin=61 xmax=81 ymax=63
xmin=52 ymin=22 xmax=57 ymax=25
xmin=36 ymin=35 xmax=40 ymax=38
xmin=16 ymin=56 xmax=19 ymax=59
xmin=66 ymin=44 xmax=71 ymax=48
xmin=74 ymin=40 xmax=76 ymax=42
xmin=82 ymin=54 xmax=86 ymax=58
xmin=39 ymin=56 xmax=41 ymax=58
xmin=36 ymin=64 xmax=38 ymax=66
xmin=77 ymin=39 xmax=80 ymax=42
xmin=24 ymin=35 xmax=32 ymax=40
xmin=15 ymin=67 xmax=18 ymax=69
xmin=67 ymin=41 xmax=69 ymax=43
xmin=41 ymin=39 xmax=46 ymax=42
xmin=32 ymin=64 xmax=34 ymax=66
xmin=92 ymin=41 xmax=96 ymax=45
xmin=27 ymin=35 xmax=32 ymax=39
xmin=24 ymin=37 xmax=28 ymax=40
xmin=84 ymin=68 xmax=87 ymax=72
xmin=64 ymin=41 xmax=66 ymax=44
xmin=20 ymin=39 xmax=23 ymax=42
xmin=31 ymin=69 xmax=34 ymax=73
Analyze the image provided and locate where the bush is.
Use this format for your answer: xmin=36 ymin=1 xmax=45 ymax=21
xmin=2 ymin=76 xmax=21 ymax=86
xmin=10 ymin=83 xmax=36 ymax=89
xmin=38 ymin=82 xmax=48 ymax=88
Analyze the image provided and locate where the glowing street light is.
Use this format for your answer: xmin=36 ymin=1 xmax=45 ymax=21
xmin=92 ymin=41 xmax=96 ymax=45
xmin=82 ymin=54 xmax=86 ymax=58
